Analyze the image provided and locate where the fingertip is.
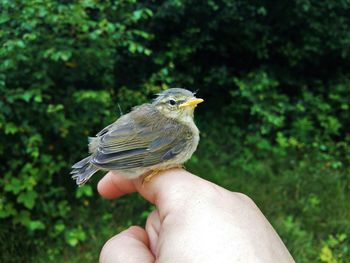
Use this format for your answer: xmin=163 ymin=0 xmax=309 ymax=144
xmin=98 ymin=172 xmax=136 ymax=199
xmin=100 ymin=226 xmax=154 ymax=263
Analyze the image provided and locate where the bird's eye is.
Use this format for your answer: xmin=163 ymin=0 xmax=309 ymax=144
xmin=169 ymin=99 xmax=176 ymax=106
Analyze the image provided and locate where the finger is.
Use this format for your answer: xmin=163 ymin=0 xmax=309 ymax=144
xmin=131 ymin=168 xmax=217 ymax=209
xmin=101 ymin=168 xmax=205 ymax=205
xmin=98 ymin=168 xmax=228 ymax=215
xmin=145 ymin=210 xmax=161 ymax=256
xmin=99 ymin=226 xmax=155 ymax=263
xmin=97 ymin=172 xmax=136 ymax=199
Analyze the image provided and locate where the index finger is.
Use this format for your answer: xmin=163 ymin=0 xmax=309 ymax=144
xmin=97 ymin=168 xmax=211 ymax=209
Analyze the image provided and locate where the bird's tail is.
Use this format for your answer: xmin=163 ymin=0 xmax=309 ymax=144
xmin=71 ymin=156 xmax=99 ymax=186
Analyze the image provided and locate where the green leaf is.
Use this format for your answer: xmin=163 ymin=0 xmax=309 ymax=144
xmin=28 ymin=220 xmax=45 ymax=231
xmin=4 ymin=178 xmax=22 ymax=194
xmin=54 ymin=222 xmax=66 ymax=233
xmin=47 ymin=104 xmax=64 ymax=113
xmin=65 ymin=228 xmax=87 ymax=247
xmin=14 ymin=210 xmax=31 ymax=226
xmin=17 ymin=190 xmax=38 ymax=209
xmin=4 ymin=123 xmax=18 ymax=134
xmin=132 ymin=10 xmax=143 ymax=21
xmin=76 ymin=185 xmax=93 ymax=198
xmin=0 ymin=203 xmax=17 ymax=218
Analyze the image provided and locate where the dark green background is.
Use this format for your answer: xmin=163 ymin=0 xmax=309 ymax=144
xmin=1 ymin=0 xmax=349 ymax=262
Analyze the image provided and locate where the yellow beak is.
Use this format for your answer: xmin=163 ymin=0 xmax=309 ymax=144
xmin=179 ymin=98 xmax=204 ymax=108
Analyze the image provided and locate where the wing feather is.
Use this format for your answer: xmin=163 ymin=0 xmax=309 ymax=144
xmin=90 ymin=104 xmax=191 ymax=170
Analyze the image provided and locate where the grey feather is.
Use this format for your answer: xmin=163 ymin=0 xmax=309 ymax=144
xmin=161 ymin=139 xmax=187 ymax=160
xmin=71 ymin=156 xmax=99 ymax=186
xmin=153 ymin=88 xmax=194 ymax=103
xmin=71 ymin=156 xmax=90 ymax=169
xmin=74 ymin=165 xmax=99 ymax=186
xmin=93 ymin=148 xmax=148 ymax=164
xmin=90 ymin=104 xmax=192 ymax=170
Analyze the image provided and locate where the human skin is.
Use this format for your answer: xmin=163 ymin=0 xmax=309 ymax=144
xmin=98 ymin=169 xmax=295 ymax=263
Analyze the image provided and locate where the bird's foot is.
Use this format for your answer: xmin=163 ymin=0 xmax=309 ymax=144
xmin=141 ymin=165 xmax=185 ymax=186
xmin=142 ymin=169 xmax=160 ymax=186
xmin=172 ymin=164 xmax=186 ymax=170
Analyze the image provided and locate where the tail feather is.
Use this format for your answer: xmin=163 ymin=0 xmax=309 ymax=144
xmin=72 ymin=156 xmax=91 ymax=169
xmin=71 ymin=156 xmax=99 ymax=186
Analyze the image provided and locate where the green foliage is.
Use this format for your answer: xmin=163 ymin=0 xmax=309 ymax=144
xmin=320 ymin=234 xmax=349 ymax=263
xmin=1 ymin=0 xmax=350 ymax=262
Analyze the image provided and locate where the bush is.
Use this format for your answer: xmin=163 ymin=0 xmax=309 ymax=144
xmin=1 ymin=0 xmax=349 ymax=262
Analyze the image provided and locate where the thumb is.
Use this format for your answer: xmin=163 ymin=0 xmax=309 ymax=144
xmin=99 ymin=226 xmax=155 ymax=263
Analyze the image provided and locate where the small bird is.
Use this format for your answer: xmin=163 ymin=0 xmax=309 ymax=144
xmin=71 ymin=88 xmax=203 ymax=186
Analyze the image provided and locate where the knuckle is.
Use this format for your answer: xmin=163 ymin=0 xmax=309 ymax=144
xmin=234 ymin=192 xmax=254 ymax=204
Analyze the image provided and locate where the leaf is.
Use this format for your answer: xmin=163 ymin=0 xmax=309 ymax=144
xmin=59 ymin=50 xmax=72 ymax=61
xmin=320 ymin=245 xmax=336 ymax=263
xmin=65 ymin=228 xmax=87 ymax=247
xmin=4 ymin=123 xmax=18 ymax=134
xmin=132 ymin=10 xmax=143 ymax=21
xmin=76 ymin=185 xmax=93 ymax=198
xmin=20 ymin=90 xmax=35 ymax=102
xmin=0 ymin=203 xmax=17 ymax=218
xmin=28 ymin=220 xmax=45 ymax=231
xmin=54 ymin=222 xmax=66 ymax=233
xmin=47 ymin=104 xmax=64 ymax=113
xmin=4 ymin=178 xmax=22 ymax=194
xmin=0 ymin=13 xmax=10 ymax=24
xmin=14 ymin=210 xmax=31 ymax=226
xmin=17 ymin=191 xmax=38 ymax=209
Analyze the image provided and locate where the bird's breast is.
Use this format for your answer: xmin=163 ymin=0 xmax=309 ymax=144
xmin=180 ymin=119 xmax=200 ymax=162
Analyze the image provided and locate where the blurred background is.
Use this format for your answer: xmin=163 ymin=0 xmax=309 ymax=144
xmin=1 ymin=0 xmax=350 ymax=262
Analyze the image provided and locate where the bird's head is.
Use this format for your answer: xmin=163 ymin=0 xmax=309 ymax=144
xmin=152 ymin=88 xmax=203 ymax=122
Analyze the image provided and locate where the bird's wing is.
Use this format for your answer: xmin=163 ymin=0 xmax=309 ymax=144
xmin=90 ymin=105 xmax=191 ymax=170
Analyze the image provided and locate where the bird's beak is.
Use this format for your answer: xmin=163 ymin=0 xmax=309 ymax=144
xmin=179 ymin=98 xmax=204 ymax=108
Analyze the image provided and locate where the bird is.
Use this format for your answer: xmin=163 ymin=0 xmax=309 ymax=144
xmin=71 ymin=88 xmax=204 ymax=186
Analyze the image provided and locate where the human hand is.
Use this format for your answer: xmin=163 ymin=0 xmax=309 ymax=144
xmin=98 ymin=169 xmax=295 ymax=263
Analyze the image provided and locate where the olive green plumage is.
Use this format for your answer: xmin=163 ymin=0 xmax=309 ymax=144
xmin=71 ymin=88 xmax=203 ymax=185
